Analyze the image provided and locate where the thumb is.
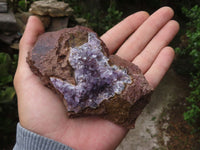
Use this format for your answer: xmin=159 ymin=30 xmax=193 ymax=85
xmin=14 ymin=16 xmax=44 ymax=90
xmin=18 ymin=16 xmax=44 ymax=69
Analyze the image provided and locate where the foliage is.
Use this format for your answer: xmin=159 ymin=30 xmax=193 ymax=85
xmin=0 ymin=53 xmax=17 ymax=102
xmin=17 ymin=0 xmax=122 ymax=34
xmin=18 ymin=0 xmax=28 ymax=11
xmin=184 ymin=74 xmax=200 ymax=130
xmin=175 ymin=5 xmax=200 ymax=130
xmin=67 ymin=0 xmax=123 ymax=35
xmin=0 ymin=52 xmax=18 ymax=149
xmin=102 ymin=2 xmax=123 ymax=32
xmin=17 ymin=0 xmax=37 ymax=11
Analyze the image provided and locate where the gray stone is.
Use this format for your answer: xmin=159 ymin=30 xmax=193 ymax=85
xmin=37 ymin=15 xmax=51 ymax=29
xmin=15 ymin=12 xmax=31 ymax=25
xmin=75 ymin=18 xmax=87 ymax=25
xmin=15 ymin=12 xmax=51 ymax=32
xmin=15 ymin=17 xmax=26 ymax=33
xmin=0 ymin=32 xmax=20 ymax=44
xmin=47 ymin=17 xmax=69 ymax=31
xmin=0 ymin=11 xmax=18 ymax=32
xmin=15 ymin=12 xmax=31 ymax=32
xmin=0 ymin=2 xmax=7 ymax=13
xmin=29 ymin=0 xmax=73 ymax=17
xmin=40 ymin=0 xmax=57 ymax=2
xmin=10 ymin=43 xmax=19 ymax=50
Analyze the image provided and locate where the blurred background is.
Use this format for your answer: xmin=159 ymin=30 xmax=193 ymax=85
xmin=0 ymin=0 xmax=200 ymax=149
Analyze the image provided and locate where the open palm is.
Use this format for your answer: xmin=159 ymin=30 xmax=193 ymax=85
xmin=14 ymin=7 xmax=179 ymax=150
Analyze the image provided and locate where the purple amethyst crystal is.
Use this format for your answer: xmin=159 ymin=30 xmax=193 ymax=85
xmin=50 ymin=32 xmax=132 ymax=112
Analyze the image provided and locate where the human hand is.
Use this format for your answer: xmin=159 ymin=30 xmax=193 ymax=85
xmin=14 ymin=7 xmax=179 ymax=150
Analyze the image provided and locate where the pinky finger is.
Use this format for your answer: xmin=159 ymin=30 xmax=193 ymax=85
xmin=144 ymin=47 xmax=175 ymax=89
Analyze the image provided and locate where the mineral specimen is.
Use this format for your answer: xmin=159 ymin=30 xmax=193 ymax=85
xmin=50 ymin=32 xmax=132 ymax=113
xmin=27 ymin=26 xmax=153 ymax=128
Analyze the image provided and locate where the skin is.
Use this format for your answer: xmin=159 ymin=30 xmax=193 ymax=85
xmin=14 ymin=7 xmax=179 ymax=150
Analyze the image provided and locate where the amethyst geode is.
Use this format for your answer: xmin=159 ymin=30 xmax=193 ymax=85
xmin=50 ymin=32 xmax=132 ymax=113
xmin=27 ymin=26 xmax=153 ymax=128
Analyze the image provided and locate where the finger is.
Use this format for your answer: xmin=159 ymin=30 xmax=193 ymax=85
xmin=14 ymin=16 xmax=44 ymax=88
xmin=101 ymin=11 xmax=149 ymax=54
xmin=133 ymin=20 xmax=179 ymax=73
xmin=144 ymin=47 xmax=175 ymax=89
xmin=18 ymin=16 xmax=44 ymax=67
xmin=116 ymin=7 xmax=174 ymax=61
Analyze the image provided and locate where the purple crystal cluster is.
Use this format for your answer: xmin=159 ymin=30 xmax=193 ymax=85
xmin=50 ymin=32 xmax=132 ymax=112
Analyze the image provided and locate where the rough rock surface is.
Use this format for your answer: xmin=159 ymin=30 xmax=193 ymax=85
xmin=47 ymin=17 xmax=69 ymax=31
xmin=27 ymin=26 xmax=153 ymax=128
xmin=75 ymin=18 xmax=87 ymax=25
xmin=0 ymin=10 xmax=18 ymax=32
xmin=0 ymin=0 xmax=7 ymax=13
xmin=29 ymin=0 xmax=73 ymax=17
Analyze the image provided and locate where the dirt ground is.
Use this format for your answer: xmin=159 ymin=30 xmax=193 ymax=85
xmin=158 ymin=98 xmax=200 ymax=150
xmin=117 ymin=69 xmax=199 ymax=150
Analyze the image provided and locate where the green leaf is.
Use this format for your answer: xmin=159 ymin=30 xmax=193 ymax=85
xmin=0 ymin=87 xmax=16 ymax=103
xmin=176 ymin=5 xmax=200 ymax=129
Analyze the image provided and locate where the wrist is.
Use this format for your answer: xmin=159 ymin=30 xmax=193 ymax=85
xmin=14 ymin=123 xmax=74 ymax=150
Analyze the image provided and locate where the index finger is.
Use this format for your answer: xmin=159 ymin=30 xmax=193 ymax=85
xmin=100 ymin=11 xmax=149 ymax=54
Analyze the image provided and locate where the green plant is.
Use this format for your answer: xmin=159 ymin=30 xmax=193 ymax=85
xmin=17 ymin=0 xmax=37 ymax=11
xmin=184 ymin=74 xmax=200 ymax=130
xmin=102 ymin=2 xmax=123 ymax=32
xmin=89 ymin=2 xmax=122 ymax=34
xmin=18 ymin=0 xmax=29 ymax=11
xmin=66 ymin=0 xmax=123 ymax=35
xmin=0 ymin=52 xmax=18 ymax=149
xmin=175 ymin=5 xmax=200 ymax=131
xmin=0 ymin=53 xmax=16 ymax=102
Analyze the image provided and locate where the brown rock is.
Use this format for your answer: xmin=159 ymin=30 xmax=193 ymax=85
xmin=75 ymin=17 xmax=87 ymax=25
xmin=15 ymin=12 xmax=51 ymax=32
xmin=27 ymin=26 xmax=153 ymax=128
xmin=47 ymin=17 xmax=69 ymax=31
xmin=37 ymin=15 xmax=51 ymax=29
xmin=29 ymin=0 xmax=73 ymax=17
xmin=15 ymin=12 xmax=31 ymax=33
xmin=10 ymin=43 xmax=19 ymax=50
